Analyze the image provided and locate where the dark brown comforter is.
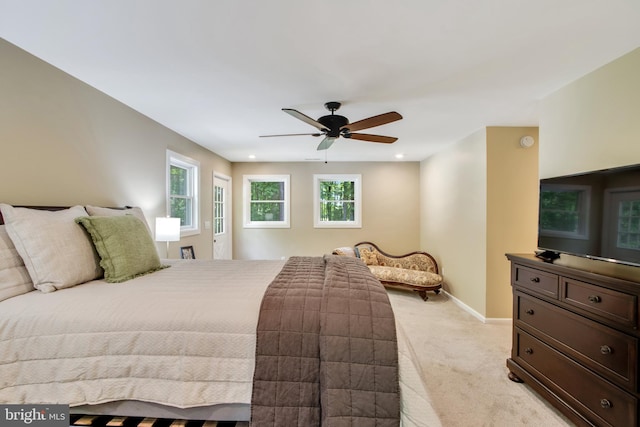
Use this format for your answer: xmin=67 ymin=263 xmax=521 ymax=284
xmin=251 ymin=255 xmax=400 ymax=427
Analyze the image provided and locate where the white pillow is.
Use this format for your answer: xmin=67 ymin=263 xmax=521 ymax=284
xmin=85 ymin=205 xmax=152 ymax=236
xmin=0 ymin=205 xmax=102 ymax=293
xmin=0 ymin=225 xmax=34 ymax=301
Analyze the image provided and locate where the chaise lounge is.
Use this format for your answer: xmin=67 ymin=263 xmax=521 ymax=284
xmin=333 ymin=241 xmax=443 ymax=301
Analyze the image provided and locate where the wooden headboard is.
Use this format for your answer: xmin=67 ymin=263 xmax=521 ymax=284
xmin=0 ymin=206 xmax=128 ymax=225
xmin=0 ymin=206 xmax=71 ymax=225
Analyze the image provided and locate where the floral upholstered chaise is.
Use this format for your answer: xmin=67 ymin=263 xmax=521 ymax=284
xmin=333 ymin=241 xmax=443 ymax=301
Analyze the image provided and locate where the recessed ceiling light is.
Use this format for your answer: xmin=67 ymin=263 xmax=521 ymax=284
xmin=395 ymin=154 xmax=404 ymax=159
xmin=248 ymin=154 xmax=256 ymax=159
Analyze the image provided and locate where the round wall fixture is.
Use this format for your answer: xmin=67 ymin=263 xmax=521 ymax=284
xmin=520 ymin=136 xmax=535 ymax=148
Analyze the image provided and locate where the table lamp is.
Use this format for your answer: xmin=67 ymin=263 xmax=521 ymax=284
xmin=155 ymin=217 xmax=180 ymax=257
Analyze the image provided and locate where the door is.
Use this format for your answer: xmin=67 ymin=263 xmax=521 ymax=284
xmin=213 ymin=174 xmax=232 ymax=259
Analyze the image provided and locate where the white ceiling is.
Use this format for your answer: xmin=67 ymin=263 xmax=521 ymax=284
xmin=1 ymin=0 xmax=639 ymax=162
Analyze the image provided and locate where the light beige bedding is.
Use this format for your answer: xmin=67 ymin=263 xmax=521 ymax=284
xmin=0 ymin=258 xmax=440 ymax=426
xmin=0 ymin=259 xmax=285 ymax=407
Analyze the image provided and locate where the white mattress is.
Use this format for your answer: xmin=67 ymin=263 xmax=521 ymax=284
xmin=0 ymin=258 xmax=440 ymax=426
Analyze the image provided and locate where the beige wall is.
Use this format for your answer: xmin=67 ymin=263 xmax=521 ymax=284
xmin=420 ymin=127 xmax=539 ymax=319
xmin=539 ymin=47 xmax=640 ymax=280
xmin=420 ymin=48 xmax=640 ymax=316
xmin=232 ymin=162 xmax=420 ymax=259
xmin=540 ymin=47 xmax=640 ymax=179
xmin=420 ymin=129 xmax=488 ymax=315
xmin=486 ymin=127 xmax=539 ymax=318
xmin=0 ymin=38 xmax=231 ymax=259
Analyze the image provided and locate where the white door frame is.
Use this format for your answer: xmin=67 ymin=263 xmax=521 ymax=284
xmin=213 ymin=172 xmax=233 ymax=259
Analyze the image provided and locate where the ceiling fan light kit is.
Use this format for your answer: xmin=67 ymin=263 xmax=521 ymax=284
xmin=260 ymin=101 xmax=402 ymax=151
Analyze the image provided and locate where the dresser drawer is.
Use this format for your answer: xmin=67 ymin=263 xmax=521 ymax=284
xmin=561 ymin=277 xmax=638 ymax=329
xmin=513 ymin=265 xmax=559 ymax=299
xmin=516 ymin=293 xmax=638 ymax=391
xmin=515 ymin=329 xmax=637 ymax=427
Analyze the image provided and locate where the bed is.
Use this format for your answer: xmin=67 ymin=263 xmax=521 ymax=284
xmin=0 ymin=205 xmax=441 ymax=426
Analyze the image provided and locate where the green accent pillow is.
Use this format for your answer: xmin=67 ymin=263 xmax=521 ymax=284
xmin=76 ymin=215 xmax=167 ymax=283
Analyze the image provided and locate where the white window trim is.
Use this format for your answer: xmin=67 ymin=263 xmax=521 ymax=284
xmin=167 ymin=150 xmax=200 ymax=236
xmin=243 ymin=174 xmax=290 ymax=228
xmin=314 ymin=174 xmax=362 ymax=228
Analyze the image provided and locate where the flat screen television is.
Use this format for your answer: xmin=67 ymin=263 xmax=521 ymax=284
xmin=537 ymin=163 xmax=640 ymax=267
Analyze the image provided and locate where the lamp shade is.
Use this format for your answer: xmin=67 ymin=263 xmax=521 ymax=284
xmin=155 ymin=217 xmax=181 ymax=242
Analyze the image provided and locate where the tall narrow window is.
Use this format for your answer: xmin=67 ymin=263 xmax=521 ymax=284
xmin=167 ymin=150 xmax=199 ymax=235
xmin=314 ymin=174 xmax=362 ymax=228
xmin=243 ymin=175 xmax=290 ymax=228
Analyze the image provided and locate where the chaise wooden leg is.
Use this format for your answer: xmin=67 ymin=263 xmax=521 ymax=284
xmin=417 ymin=290 xmax=428 ymax=301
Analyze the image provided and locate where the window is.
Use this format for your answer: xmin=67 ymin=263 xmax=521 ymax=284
xmin=167 ymin=150 xmax=199 ymax=235
xmin=243 ymin=175 xmax=290 ymax=228
xmin=539 ymin=184 xmax=589 ymax=239
xmin=214 ymin=184 xmax=225 ymax=235
xmin=314 ymin=174 xmax=362 ymax=228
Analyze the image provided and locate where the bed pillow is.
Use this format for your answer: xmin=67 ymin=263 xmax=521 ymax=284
xmin=85 ymin=205 xmax=152 ymax=236
xmin=0 ymin=205 xmax=102 ymax=293
xmin=0 ymin=225 xmax=34 ymax=301
xmin=75 ymin=215 xmax=166 ymax=283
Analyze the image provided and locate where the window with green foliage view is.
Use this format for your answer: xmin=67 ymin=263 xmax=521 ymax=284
xmin=314 ymin=174 xmax=361 ymax=228
xmin=251 ymin=181 xmax=285 ymax=221
xmin=243 ymin=175 xmax=290 ymax=228
xmin=319 ymin=180 xmax=355 ymax=221
xmin=168 ymin=150 xmax=199 ymax=234
xmin=170 ymin=165 xmax=192 ymax=226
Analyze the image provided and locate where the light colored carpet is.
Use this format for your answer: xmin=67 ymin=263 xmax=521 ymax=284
xmin=388 ymin=289 xmax=575 ymax=427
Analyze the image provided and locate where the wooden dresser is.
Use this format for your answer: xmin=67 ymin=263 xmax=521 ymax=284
xmin=506 ymin=254 xmax=640 ymax=427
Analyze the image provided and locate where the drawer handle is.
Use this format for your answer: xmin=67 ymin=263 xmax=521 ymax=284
xmin=588 ymin=295 xmax=602 ymax=303
xmin=529 ymin=277 xmax=540 ymax=283
xmin=525 ymin=309 xmax=535 ymax=315
xmin=600 ymin=345 xmax=612 ymax=355
xmin=600 ymin=399 xmax=612 ymax=409
xmin=524 ymin=347 xmax=533 ymax=355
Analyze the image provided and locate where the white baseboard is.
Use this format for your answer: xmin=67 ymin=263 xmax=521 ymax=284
xmin=444 ymin=291 xmax=512 ymax=325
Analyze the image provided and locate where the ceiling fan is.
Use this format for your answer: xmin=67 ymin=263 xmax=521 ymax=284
xmin=260 ymin=102 xmax=402 ymax=150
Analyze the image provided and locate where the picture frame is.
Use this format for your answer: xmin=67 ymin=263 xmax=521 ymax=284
xmin=180 ymin=246 xmax=195 ymax=260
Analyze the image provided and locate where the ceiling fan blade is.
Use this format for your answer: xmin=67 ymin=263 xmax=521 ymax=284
xmin=317 ymin=136 xmax=337 ymax=150
xmin=283 ymin=108 xmax=328 ymax=131
xmin=346 ymin=133 xmax=398 ymax=144
xmin=259 ymin=132 xmax=323 ymax=138
xmin=342 ymin=111 xmax=402 ymax=132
